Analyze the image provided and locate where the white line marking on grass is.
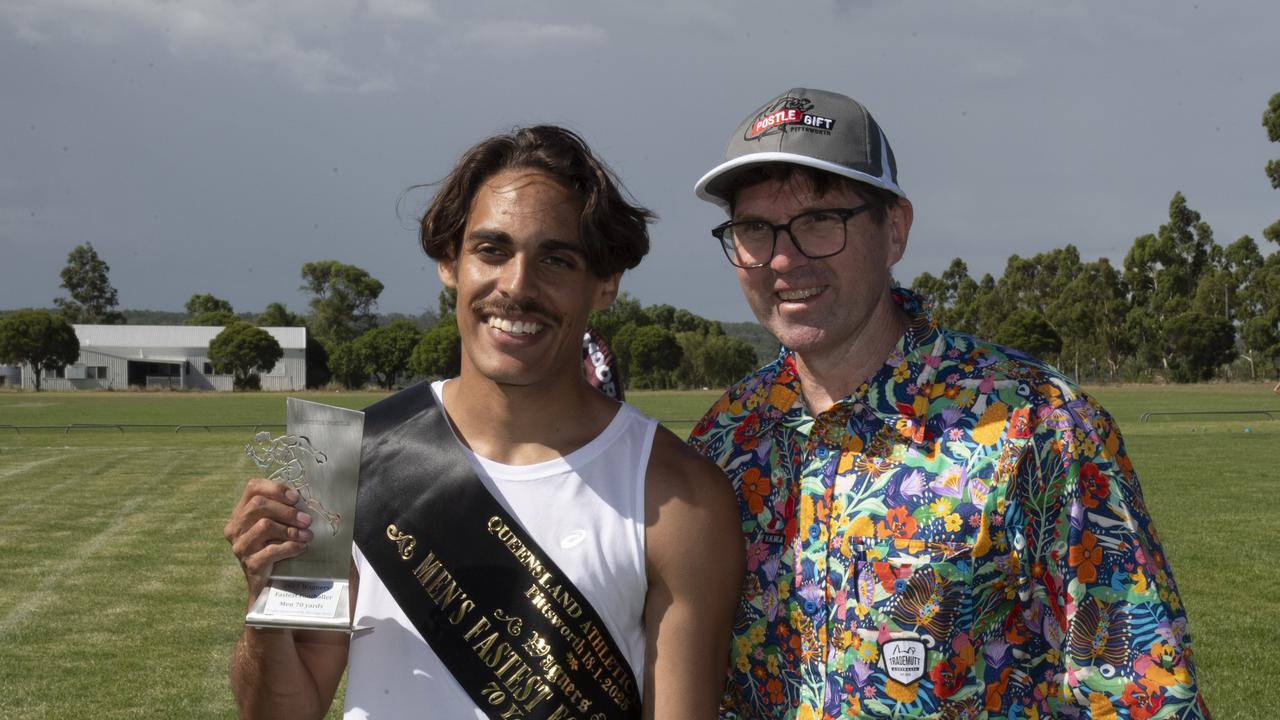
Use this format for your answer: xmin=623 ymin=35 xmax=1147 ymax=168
xmin=0 ymin=449 xmax=146 ymax=526
xmin=0 ymin=449 xmax=191 ymax=640
xmin=0 ymin=446 xmax=165 ymax=452
xmin=0 ymin=456 xmax=60 ymax=481
xmin=0 ymin=494 xmax=147 ymax=638
xmin=201 ymin=560 xmax=247 ymax=678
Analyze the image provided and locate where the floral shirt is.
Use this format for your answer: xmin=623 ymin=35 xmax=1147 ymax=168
xmin=688 ymin=289 xmax=1210 ymax=720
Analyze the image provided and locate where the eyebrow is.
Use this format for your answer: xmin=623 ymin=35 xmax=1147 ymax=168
xmin=468 ymin=229 xmax=512 ymax=244
xmin=539 ymin=239 xmax=589 ymax=258
xmin=467 ymin=230 xmax=588 ymax=258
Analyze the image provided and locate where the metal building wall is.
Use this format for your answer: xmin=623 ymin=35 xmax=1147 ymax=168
xmin=11 ymin=326 xmax=308 ymax=391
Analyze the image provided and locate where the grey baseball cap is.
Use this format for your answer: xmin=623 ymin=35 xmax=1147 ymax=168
xmin=695 ymin=88 xmax=906 ymax=207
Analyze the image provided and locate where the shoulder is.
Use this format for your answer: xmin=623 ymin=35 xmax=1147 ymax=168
xmin=646 ymin=427 xmax=734 ymax=502
xmin=363 ymin=379 xmax=435 ymax=412
xmin=361 ymin=381 xmax=435 ymax=436
xmin=650 ymin=422 xmax=732 ymax=484
xmin=644 ymin=427 xmax=739 ymax=547
xmin=934 ymin=326 xmax=1062 ymax=385
xmin=931 ymin=325 xmax=1101 ymax=418
xmin=688 ymin=353 xmax=790 ymax=452
xmin=923 ymin=327 xmax=1127 ymax=466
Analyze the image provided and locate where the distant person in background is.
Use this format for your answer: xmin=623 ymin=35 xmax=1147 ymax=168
xmin=688 ymin=88 xmax=1211 ymax=718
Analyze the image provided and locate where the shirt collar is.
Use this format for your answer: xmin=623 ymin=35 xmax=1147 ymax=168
xmin=733 ymin=286 xmax=946 ymax=440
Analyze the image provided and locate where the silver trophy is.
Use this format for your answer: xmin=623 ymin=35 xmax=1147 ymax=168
xmin=244 ymin=398 xmax=363 ymax=632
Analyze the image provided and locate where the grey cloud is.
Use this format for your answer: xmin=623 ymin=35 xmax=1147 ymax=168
xmin=0 ymin=0 xmax=418 ymax=93
xmin=451 ymin=21 xmax=609 ymax=56
xmin=1 ymin=0 xmax=1276 ymax=322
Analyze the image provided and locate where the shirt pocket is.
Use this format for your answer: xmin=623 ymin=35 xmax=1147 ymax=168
xmin=843 ymin=538 xmax=982 ymax=718
xmin=850 ymin=539 xmax=971 ymax=638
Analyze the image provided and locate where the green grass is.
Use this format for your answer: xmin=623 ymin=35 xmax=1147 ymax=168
xmin=0 ymin=390 xmax=386 ymax=427
xmin=626 ymin=389 xmax=723 ymax=437
xmin=0 ymin=384 xmax=1274 ymax=717
xmin=1083 ymin=385 xmax=1279 ymax=714
xmin=0 ymin=431 xmax=246 ymax=718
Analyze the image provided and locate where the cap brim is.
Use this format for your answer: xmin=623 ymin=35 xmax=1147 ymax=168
xmin=694 ymin=151 xmax=907 ymax=209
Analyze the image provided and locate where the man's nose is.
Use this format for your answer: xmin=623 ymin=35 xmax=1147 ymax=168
xmin=498 ymin=256 xmax=535 ymax=297
xmin=768 ymin=229 xmax=810 ymax=272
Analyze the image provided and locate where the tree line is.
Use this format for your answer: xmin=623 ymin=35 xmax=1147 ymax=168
xmin=0 ymin=247 xmax=763 ymax=391
xmin=910 ymin=192 xmax=1279 ymax=382
xmin=4 ymin=93 xmax=1277 ymax=390
xmin=910 ymin=93 xmax=1280 ymax=383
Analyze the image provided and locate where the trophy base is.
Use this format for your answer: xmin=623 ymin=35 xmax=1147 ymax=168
xmin=245 ymin=577 xmax=363 ymax=633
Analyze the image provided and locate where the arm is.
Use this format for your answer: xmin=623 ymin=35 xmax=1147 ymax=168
xmin=1015 ymin=398 xmax=1209 ymax=717
xmin=224 ymin=478 xmax=352 ymax=719
xmin=642 ymin=429 xmax=744 ymax=720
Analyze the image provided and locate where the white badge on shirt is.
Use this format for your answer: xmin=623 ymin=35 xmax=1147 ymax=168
xmin=880 ymin=638 xmax=927 ymax=684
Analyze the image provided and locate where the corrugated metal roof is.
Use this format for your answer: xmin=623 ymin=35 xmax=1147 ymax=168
xmin=72 ymin=325 xmax=307 ymax=350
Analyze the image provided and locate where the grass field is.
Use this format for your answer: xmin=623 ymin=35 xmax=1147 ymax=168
xmin=0 ymin=384 xmax=1275 ymax=718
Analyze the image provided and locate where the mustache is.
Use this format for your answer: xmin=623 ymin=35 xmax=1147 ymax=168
xmin=471 ymin=298 xmax=556 ymax=322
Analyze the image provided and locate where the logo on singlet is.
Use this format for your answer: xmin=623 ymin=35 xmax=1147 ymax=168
xmin=559 ymin=529 xmax=588 ymax=549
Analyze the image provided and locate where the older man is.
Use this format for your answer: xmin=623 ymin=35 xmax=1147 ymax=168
xmin=689 ymin=89 xmax=1210 ymax=718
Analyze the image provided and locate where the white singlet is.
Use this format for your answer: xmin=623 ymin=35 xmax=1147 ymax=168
xmin=344 ymin=381 xmax=655 ymax=719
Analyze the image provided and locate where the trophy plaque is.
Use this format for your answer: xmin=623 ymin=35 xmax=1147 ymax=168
xmin=244 ymin=398 xmax=364 ymax=632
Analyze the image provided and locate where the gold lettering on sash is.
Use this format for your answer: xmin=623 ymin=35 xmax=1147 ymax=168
xmin=523 ymin=584 xmax=582 ymax=645
xmin=471 ymin=630 xmax=500 ymax=659
xmin=523 ymin=632 xmax=550 ymax=658
xmin=391 ymin=528 xmax=588 ymax=715
xmin=451 ymin=599 xmax=476 ymax=626
xmin=385 ymin=523 xmax=417 ymax=560
xmin=471 ymin=628 xmax=557 ymax=715
xmin=486 ymin=517 xmax=634 ymax=714
xmin=515 ymin=678 xmax=556 ymax=711
xmin=537 ymin=649 xmax=590 ymax=712
xmin=409 ymin=550 xmax=474 ymax=626
xmin=414 ymin=553 xmax=444 ymax=585
xmin=480 ymin=681 xmax=528 ymax=719
xmin=579 ymin=620 xmax=635 ymax=710
xmin=494 ymin=608 xmax=524 ymax=636
xmin=464 ymin=616 xmax=492 ymax=641
xmin=544 ymin=583 xmax=583 ymax=619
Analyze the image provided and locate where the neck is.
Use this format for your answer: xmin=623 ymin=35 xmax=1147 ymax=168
xmin=441 ymin=369 xmax=618 ymax=466
xmin=792 ymin=293 xmax=908 ymax=414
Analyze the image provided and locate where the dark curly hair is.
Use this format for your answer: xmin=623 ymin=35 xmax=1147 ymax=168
xmin=419 ymin=125 xmax=654 ymax=279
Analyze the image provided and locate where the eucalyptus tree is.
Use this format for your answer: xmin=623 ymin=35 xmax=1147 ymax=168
xmin=54 ymin=243 xmax=125 ymax=324
xmin=300 ymin=260 xmax=384 ymax=346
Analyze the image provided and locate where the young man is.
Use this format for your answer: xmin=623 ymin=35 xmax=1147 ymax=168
xmin=688 ymin=89 xmax=1211 ymax=718
xmin=225 ymin=125 xmax=742 ymax=719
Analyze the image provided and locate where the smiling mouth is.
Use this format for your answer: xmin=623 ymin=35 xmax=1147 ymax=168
xmin=486 ymin=316 xmax=545 ymax=336
xmin=777 ymin=287 xmax=824 ymax=301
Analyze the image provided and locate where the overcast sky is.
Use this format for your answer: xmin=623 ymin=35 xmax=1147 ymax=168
xmin=2 ymin=0 xmax=1276 ymax=323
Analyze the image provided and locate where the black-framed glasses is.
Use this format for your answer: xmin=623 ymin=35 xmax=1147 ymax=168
xmin=711 ymin=205 xmax=873 ymax=268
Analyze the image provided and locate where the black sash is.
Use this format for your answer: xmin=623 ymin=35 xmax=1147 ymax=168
xmin=356 ymin=382 xmax=642 ymax=720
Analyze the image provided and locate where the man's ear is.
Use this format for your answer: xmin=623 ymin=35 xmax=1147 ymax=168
xmin=884 ymin=198 xmax=913 ymax=268
xmin=436 ymin=258 xmax=457 ymax=289
xmin=592 ymin=273 xmax=622 ymax=311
